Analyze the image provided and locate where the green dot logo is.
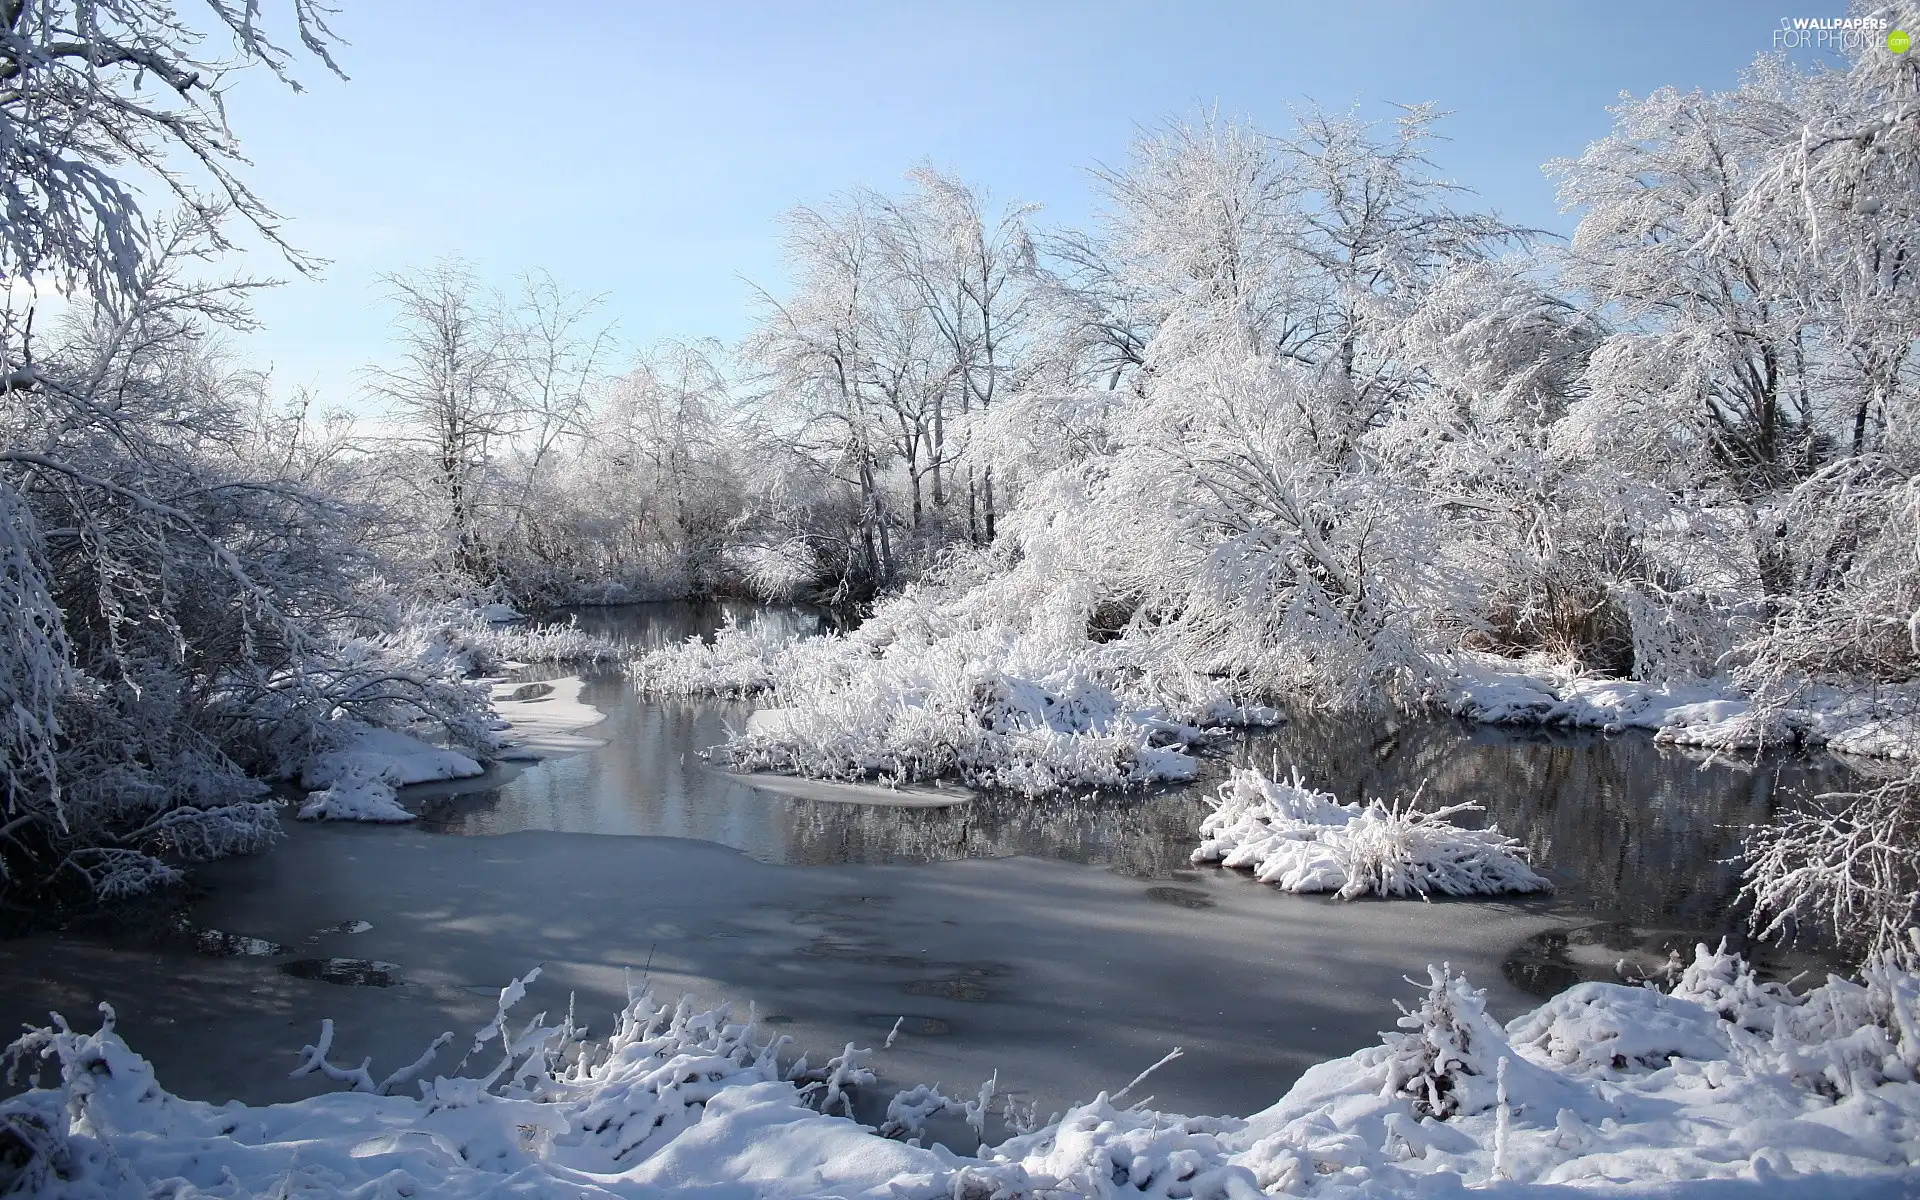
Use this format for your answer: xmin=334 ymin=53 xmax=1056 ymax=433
xmin=1891 ymin=29 xmax=1913 ymax=53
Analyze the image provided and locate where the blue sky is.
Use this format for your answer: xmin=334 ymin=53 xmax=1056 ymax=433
xmin=219 ymin=2 xmax=1829 ymax=404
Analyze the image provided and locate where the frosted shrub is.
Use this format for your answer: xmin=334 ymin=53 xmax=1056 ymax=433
xmin=1741 ymin=770 xmax=1920 ymax=961
xmin=1665 ymin=938 xmax=1798 ymax=1030
xmin=731 ymin=537 xmax=818 ymax=601
xmin=21 ymin=679 xmax=289 ymax=901
xmin=390 ymin=602 xmax=621 ymax=678
xmin=645 ymin=576 xmax=1281 ymax=793
xmin=1191 ymin=767 xmax=1550 ymax=899
xmin=1645 ymin=936 xmax=1920 ymax=1100
xmin=1619 ymin=584 xmax=1747 ymax=683
xmin=718 ymin=618 xmax=1222 ymax=794
xmin=1740 ymin=464 xmax=1920 ymax=690
xmin=633 ymin=613 xmax=819 ymax=697
xmin=1380 ymin=965 xmax=1511 ymax=1120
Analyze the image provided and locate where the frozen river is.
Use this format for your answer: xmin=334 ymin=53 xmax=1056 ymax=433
xmin=0 ymin=602 xmax=1857 ymax=1123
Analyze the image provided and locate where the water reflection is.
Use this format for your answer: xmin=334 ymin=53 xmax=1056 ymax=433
xmin=280 ymin=958 xmax=402 ymax=987
xmin=1227 ymin=716 xmax=1855 ymax=933
xmin=425 ymin=603 xmax=1861 ymax=946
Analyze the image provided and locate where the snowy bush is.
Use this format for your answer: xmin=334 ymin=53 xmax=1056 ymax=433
xmin=1665 ymin=934 xmax=1920 ymax=1100
xmin=1191 ymin=766 xmax=1550 ymax=899
xmin=1378 ymin=964 xmax=1519 ymax=1119
xmin=642 ymin=574 xmax=1281 ymax=794
xmin=730 ymin=537 xmax=819 ymax=601
xmin=388 ymin=602 xmax=622 ymax=678
xmin=632 ymin=612 xmax=818 ymax=697
xmin=710 ymin=595 xmax=1281 ymax=794
xmin=726 ymin=637 xmax=1209 ymax=794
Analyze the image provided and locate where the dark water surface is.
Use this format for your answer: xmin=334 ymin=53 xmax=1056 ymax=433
xmin=0 ymin=601 xmax=1860 ymax=1123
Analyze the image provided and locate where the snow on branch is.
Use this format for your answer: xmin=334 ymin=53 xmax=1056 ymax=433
xmin=0 ymin=1 xmax=347 ymax=304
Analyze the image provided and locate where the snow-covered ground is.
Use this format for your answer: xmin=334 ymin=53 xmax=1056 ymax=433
xmin=300 ymin=726 xmax=487 ymax=792
xmin=295 ymin=772 xmax=422 ymax=822
xmin=297 ymin=726 xmax=487 ymax=822
xmin=1441 ymin=652 xmax=1916 ymax=761
xmin=1192 ymin=767 xmax=1550 ymax=899
xmin=10 ymin=940 xmax=1920 ymax=1197
xmin=294 ymin=676 xmax=609 ymax=823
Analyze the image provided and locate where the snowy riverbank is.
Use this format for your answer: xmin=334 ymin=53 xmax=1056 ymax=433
xmin=636 ymin=610 xmax=1910 ymax=803
xmin=296 ymin=675 xmax=609 ymax=822
xmin=1441 ymin=653 xmax=1916 ymax=761
xmin=9 ymin=940 xmax=1920 ymax=1197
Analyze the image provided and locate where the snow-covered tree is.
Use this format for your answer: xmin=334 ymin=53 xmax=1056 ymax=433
xmin=0 ymin=214 xmax=489 ymax=902
xmin=0 ymin=0 xmax=342 ymax=321
xmin=365 ymin=259 xmax=516 ymax=582
xmin=870 ymin=168 xmax=1038 ymax=541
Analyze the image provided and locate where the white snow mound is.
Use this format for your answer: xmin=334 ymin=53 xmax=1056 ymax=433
xmin=1191 ymin=766 xmax=1550 ymax=898
xmin=300 ymin=726 xmax=483 ymax=791
xmin=296 ymin=772 xmax=415 ymax=823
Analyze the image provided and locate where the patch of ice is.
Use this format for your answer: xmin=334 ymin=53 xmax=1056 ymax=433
xmin=726 ymin=771 xmax=973 ymax=808
xmin=486 ymin=674 xmax=608 ymax=759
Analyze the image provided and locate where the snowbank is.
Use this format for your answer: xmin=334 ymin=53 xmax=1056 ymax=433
xmin=475 ymin=600 xmax=523 ymax=624
xmin=0 ymin=970 xmax=919 ymax=1199
xmin=295 ymin=773 xmax=417 ymax=822
xmin=301 ymin=726 xmax=485 ymax=792
xmin=1191 ymin=767 xmax=1550 ymax=898
xmin=1441 ymin=651 xmax=1917 ymax=760
xmin=293 ymin=674 xmax=610 ymax=822
xmin=295 ymin=727 xmax=482 ymax=824
xmin=12 ymin=943 xmax=1920 ymax=1196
